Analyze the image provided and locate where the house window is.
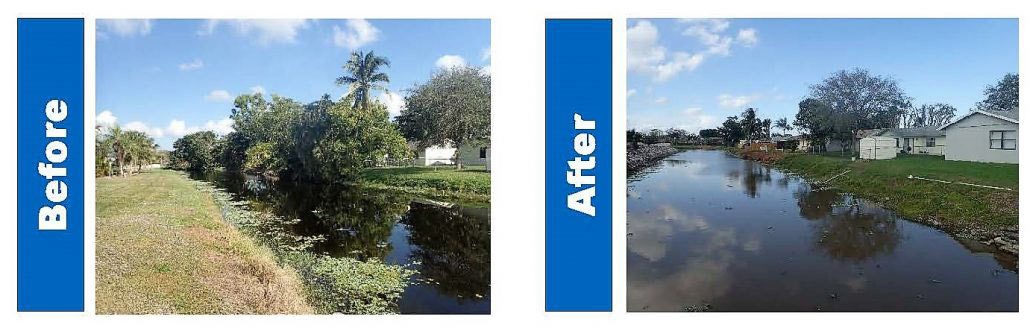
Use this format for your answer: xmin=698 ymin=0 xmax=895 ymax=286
xmin=895 ymin=138 xmax=899 ymax=147
xmin=926 ymin=137 xmax=935 ymax=147
xmin=479 ymin=147 xmax=488 ymax=158
xmin=989 ymin=130 xmax=1017 ymax=150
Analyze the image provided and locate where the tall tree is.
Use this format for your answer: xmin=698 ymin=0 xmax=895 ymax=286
xmin=717 ymin=115 xmax=743 ymax=146
xmin=122 ymin=130 xmax=157 ymax=173
xmin=397 ymin=66 xmax=491 ymax=169
xmin=740 ymin=108 xmax=758 ymax=143
xmin=807 ymin=69 xmax=911 ymax=151
xmin=171 ymin=131 xmax=218 ymax=172
xmin=761 ymin=118 xmax=772 ymax=140
xmin=975 ymin=73 xmax=1018 ymax=112
xmin=107 ymin=126 xmax=127 ymax=176
xmin=794 ymin=98 xmax=833 ymax=152
xmin=908 ymin=103 xmax=957 ymax=127
xmin=774 ymin=117 xmax=792 ymax=134
xmin=336 ymin=51 xmax=391 ymax=109
xmin=312 ymin=94 xmax=409 ymax=181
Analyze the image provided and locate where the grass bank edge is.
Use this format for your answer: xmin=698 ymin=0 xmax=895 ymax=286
xmin=96 ymin=170 xmax=312 ymax=314
xmin=759 ymin=151 xmax=1017 ymax=240
xmin=358 ymin=166 xmax=490 ymax=204
xmin=194 ymin=171 xmax=417 ymax=314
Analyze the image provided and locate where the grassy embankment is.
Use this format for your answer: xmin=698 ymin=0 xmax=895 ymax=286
xmin=359 ymin=165 xmax=490 ymax=203
xmin=97 ymin=169 xmax=414 ymax=314
xmin=769 ymin=152 xmax=1017 ymax=238
xmin=96 ymin=169 xmax=311 ymax=314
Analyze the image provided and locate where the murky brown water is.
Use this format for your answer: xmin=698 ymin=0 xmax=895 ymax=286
xmin=627 ymin=150 xmax=1017 ymax=312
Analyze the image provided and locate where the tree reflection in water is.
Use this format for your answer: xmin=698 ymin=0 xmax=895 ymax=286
xmin=795 ymin=185 xmax=901 ymax=262
xmin=727 ymin=160 xmax=774 ymax=198
xmin=402 ymin=203 xmax=491 ymax=301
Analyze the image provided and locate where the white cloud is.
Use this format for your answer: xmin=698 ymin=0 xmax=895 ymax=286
xmin=95 ymin=110 xmax=118 ymax=128
xmin=480 ymin=65 xmax=491 ymax=76
xmin=654 ymin=52 xmax=704 ymax=82
xmin=628 ymin=89 xmax=638 ymax=97
xmin=332 ymin=19 xmax=381 ymax=48
xmin=481 ymin=47 xmax=491 ymax=61
xmin=680 ymin=19 xmax=759 ymax=56
xmin=435 ymin=55 xmax=467 ymax=70
xmin=737 ymin=28 xmax=758 ymax=47
xmin=205 ymin=89 xmax=232 ymax=102
xmin=178 ymin=59 xmax=204 ymax=71
xmin=249 ymin=85 xmax=266 ymax=95
xmin=124 ymin=121 xmax=164 ymax=138
xmin=200 ymin=19 xmax=310 ymax=45
xmin=119 ymin=117 xmax=234 ymax=139
xmin=681 ymin=19 xmax=735 ymax=56
xmin=717 ymin=93 xmax=756 ymax=109
xmin=627 ymin=20 xmax=704 ymax=83
xmin=168 ymin=118 xmax=234 ymax=137
xmin=165 ymin=120 xmax=188 ymax=137
xmin=201 ymin=118 xmax=235 ymax=135
xmin=98 ymin=19 xmax=153 ymax=39
xmin=376 ymin=91 xmax=406 ymax=118
xmin=655 ymin=96 xmax=668 ymax=104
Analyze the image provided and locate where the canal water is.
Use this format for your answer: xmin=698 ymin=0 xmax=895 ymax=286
xmin=627 ymin=150 xmax=1017 ymax=312
xmin=199 ymin=171 xmax=490 ymax=314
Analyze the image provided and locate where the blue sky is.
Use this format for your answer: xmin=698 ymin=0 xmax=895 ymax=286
xmin=627 ymin=18 xmax=1018 ymax=134
xmin=96 ymin=19 xmax=490 ymax=149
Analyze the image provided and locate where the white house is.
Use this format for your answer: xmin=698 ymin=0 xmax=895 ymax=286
xmin=937 ymin=109 xmax=1018 ymax=164
xmin=414 ymin=140 xmax=492 ymax=169
xmin=879 ymin=126 xmax=946 ymax=156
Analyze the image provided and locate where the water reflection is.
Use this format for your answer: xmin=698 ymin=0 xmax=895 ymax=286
xmin=725 ymin=158 xmax=773 ymax=198
xmin=197 ymin=171 xmax=491 ymax=314
xmin=403 ymin=203 xmax=491 ymax=300
xmin=795 ymin=187 xmax=902 ymax=262
xmin=627 ymin=150 xmax=1017 ymax=312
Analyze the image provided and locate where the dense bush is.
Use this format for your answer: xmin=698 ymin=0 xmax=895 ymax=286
xmin=170 ymin=131 xmax=218 ymax=172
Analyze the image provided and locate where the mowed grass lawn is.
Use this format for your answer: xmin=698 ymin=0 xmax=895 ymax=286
xmin=96 ymin=170 xmax=312 ymax=314
xmin=360 ymin=165 xmax=490 ymax=202
xmin=777 ymin=153 xmax=1018 ymax=232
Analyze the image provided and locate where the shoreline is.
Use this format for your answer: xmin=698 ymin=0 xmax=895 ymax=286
xmin=726 ymin=149 xmax=1018 ymax=257
xmin=192 ymin=172 xmax=416 ymax=314
xmin=627 ymin=144 xmax=680 ymax=173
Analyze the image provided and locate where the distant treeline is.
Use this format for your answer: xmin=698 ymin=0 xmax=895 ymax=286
xmin=629 ymin=70 xmax=1018 ymax=151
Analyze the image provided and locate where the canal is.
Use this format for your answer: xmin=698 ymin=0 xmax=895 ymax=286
xmin=199 ymin=171 xmax=490 ymax=314
xmin=627 ymin=150 xmax=1017 ymax=311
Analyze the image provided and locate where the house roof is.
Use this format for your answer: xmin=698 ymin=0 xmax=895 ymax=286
xmin=938 ymin=109 xmax=1019 ymax=130
xmin=885 ymin=126 xmax=945 ymax=138
xmin=855 ymin=128 xmax=889 ymax=138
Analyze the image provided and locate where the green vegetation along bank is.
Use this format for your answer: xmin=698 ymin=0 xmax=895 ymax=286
xmin=768 ymin=152 xmax=1017 ymax=250
xmin=359 ymin=166 xmax=490 ymax=203
xmin=97 ymin=170 xmax=415 ymax=314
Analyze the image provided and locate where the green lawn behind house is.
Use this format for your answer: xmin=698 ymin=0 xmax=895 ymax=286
xmin=359 ymin=165 xmax=490 ymax=202
xmin=776 ymin=153 xmax=1018 ymax=233
xmin=96 ymin=170 xmax=312 ymax=314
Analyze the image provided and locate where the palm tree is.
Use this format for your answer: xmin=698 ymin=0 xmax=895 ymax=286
xmin=107 ymin=126 xmax=127 ymax=176
xmin=774 ymin=117 xmax=792 ymax=135
xmin=335 ymin=51 xmax=391 ymax=109
xmin=123 ymin=131 xmax=156 ymax=174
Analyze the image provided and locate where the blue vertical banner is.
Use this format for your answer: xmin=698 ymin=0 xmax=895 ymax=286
xmin=544 ymin=19 xmax=612 ymax=312
xmin=17 ymin=18 xmax=85 ymax=312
